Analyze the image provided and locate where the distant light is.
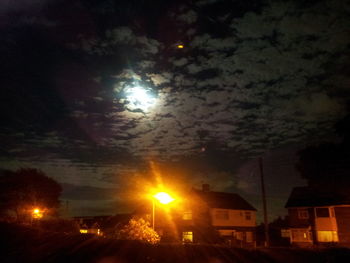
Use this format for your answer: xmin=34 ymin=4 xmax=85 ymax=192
xmin=80 ymin=229 xmax=88 ymax=234
xmin=154 ymin=192 xmax=175 ymax=204
xmin=177 ymin=44 xmax=184 ymax=49
xmin=32 ymin=208 xmax=43 ymax=219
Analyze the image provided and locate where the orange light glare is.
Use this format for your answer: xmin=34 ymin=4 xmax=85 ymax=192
xmin=32 ymin=208 xmax=43 ymax=219
xmin=177 ymin=44 xmax=184 ymax=49
xmin=154 ymin=192 xmax=175 ymax=204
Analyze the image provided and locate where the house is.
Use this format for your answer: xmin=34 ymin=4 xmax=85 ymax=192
xmin=285 ymin=186 xmax=350 ymax=246
xmin=155 ymin=184 xmax=257 ymax=246
xmin=74 ymin=215 xmax=111 ymax=235
xmin=74 ymin=214 xmax=132 ymax=236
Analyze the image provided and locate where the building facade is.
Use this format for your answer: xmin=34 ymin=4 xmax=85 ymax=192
xmin=286 ymin=187 xmax=350 ymax=246
xmin=156 ymin=184 xmax=257 ymax=246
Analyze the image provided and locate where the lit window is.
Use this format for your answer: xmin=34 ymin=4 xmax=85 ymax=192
xmin=245 ymin=211 xmax=251 ymax=220
xmin=235 ymin=232 xmax=243 ymax=240
xmin=317 ymin=231 xmax=338 ymax=242
xmin=215 ymin=210 xmax=229 ymax=220
xmin=80 ymin=229 xmax=88 ymax=234
xmin=218 ymin=230 xmax=234 ymax=236
xmin=298 ymin=209 xmax=309 ymax=219
xmin=182 ymin=231 xmax=193 ymax=243
xmin=291 ymin=229 xmax=312 ymax=242
xmin=316 ymin=208 xmax=330 ymax=217
xmin=183 ymin=211 xmax=192 ymax=220
xmin=281 ymin=229 xmax=291 ymax=238
xmin=246 ymin=232 xmax=253 ymax=242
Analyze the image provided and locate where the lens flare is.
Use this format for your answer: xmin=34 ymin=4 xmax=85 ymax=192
xmin=154 ymin=192 xmax=175 ymax=204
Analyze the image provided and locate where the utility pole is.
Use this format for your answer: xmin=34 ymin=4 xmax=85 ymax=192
xmin=152 ymin=199 xmax=155 ymax=230
xmin=259 ymin=157 xmax=270 ymax=247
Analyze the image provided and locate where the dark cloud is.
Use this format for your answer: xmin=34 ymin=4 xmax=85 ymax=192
xmin=61 ymin=183 xmax=118 ymax=200
xmin=1 ymin=0 xmax=349 ymax=219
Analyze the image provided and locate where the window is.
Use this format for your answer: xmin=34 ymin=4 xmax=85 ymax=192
xmin=182 ymin=231 xmax=193 ymax=243
xmin=182 ymin=210 xmax=192 ymax=220
xmin=317 ymin=231 xmax=338 ymax=242
xmin=215 ymin=210 xmax=229 ymax=220
xmin=246 ymin=231 xmax=253 ymax=242
xmin=235 ymin=232 xmax=243 ymax=240
xmin=291 ymin=229 xmax=312 ymax=242
xmin=298 ymin=209 xmax=309 ymax=219
xmin=281 ymin=229 xmax=291 ymax=238
xmin=80 ymin=229 xmax=88 ymax=234
xmin=316 ymin=208 xmax=330 ymax=217
xmin=218 ymin=230 xmax=234 ymax=236
xmin=245 ymin=211 xmax=251 ymax=220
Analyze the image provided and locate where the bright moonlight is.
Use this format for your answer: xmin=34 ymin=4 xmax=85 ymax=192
xmin=125 ymin=86 xmax=157 ymax=112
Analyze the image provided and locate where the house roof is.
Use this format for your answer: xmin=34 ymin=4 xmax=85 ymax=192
xmin=193 ymin=189 xmax=256 ymax=211
xmin=74 ymin=214 xmax=132 ymax=229
xmin=285 ymin=186 xmax=350 ymax=208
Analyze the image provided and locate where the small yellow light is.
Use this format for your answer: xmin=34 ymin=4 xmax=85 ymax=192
xmin=154 ymin=192 xmax=175 ymax=204
xmin=32 ymin=208 xmax=43 ymax=219
xmin=177 ymin=44 xmax=184 ymax=49
xmin=80 ymin=229 xmax=88 ymax=234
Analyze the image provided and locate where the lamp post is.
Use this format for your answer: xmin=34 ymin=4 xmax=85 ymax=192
xmin=152 ymin=192 xmax=175 ymax=229
xmin=31 ymin=208 xmax=43 ymax=226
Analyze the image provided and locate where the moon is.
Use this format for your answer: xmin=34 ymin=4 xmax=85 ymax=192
xmin=125 ymin=86 xmax=157 ymax=112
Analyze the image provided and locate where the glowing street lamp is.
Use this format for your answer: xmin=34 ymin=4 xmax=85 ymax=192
xmin=32 ymin=208 xmax=43 ymax=219
xmin=154 ymin=192 xmax=175 ymax=204
xmin=152 ymin=192 xmax=175 ymax=229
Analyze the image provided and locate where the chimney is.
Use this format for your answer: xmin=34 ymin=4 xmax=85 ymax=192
xmin=202 ymin=184 xmax=210 ymax=192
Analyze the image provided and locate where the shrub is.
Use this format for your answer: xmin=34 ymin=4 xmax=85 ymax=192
xmin=116 ymin=217 xmax=160 ymax=244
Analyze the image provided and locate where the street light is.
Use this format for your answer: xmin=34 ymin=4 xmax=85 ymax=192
xmin=152 ymin=192 xmax=175 ymax=229
xmin=32 ymin=208 xmax=43 ymax=219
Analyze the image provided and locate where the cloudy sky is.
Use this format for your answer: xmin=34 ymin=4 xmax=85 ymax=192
xmin=1 ymin=0 xmax=349 ymax=220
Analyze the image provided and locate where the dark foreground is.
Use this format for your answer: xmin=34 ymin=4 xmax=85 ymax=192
xmin=1 ymin=223 xmax=350 ymax=263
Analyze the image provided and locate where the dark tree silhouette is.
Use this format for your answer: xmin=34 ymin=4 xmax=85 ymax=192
xmin=296 ymin=113 xmax=350 ymax=193
xmin=0 ymin=168 xmax=62 ymax=221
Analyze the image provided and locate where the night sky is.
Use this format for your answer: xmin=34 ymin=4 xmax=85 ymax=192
xmin=1 ymin=0 xmax=349 ymax=220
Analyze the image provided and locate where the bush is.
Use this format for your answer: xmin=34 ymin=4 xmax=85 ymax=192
xmin=115 ymin=217 xmax=160 ymax=244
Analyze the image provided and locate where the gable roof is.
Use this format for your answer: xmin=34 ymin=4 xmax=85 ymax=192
xmin=285 ymin=186 xmax=350 ymax=208
xmin=193 ymin=189 xmax=256 ymax=211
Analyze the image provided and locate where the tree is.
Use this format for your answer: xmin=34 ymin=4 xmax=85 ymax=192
xmin=257 ymin=216 xmax=290 ymax=247
xmin=115 ymin=217 xmax=160 ymax=244
xmin=296 ymin=113 xmax=350 ymax=193
xmin=0 ymin=168 xmax=62 ymax=222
